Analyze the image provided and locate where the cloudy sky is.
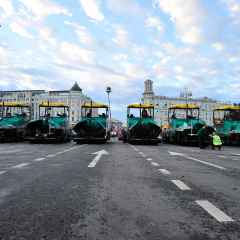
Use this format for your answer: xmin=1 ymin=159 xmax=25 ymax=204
xmin=0 ymin=0 xmax=240 ymax=120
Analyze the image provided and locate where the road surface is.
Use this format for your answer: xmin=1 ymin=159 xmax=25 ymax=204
xmin=0 ymin=140 xmax=239 ymax=239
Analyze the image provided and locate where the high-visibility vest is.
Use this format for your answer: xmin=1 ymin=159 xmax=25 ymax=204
xmin=213 ymin=135 xmax=222 ymax=146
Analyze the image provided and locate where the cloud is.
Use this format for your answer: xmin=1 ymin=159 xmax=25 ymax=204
xmin=106 ymin=0 xmax=144 ymax=15
xmin=212 ymin=42 xmax=225 ymax=51
xmin=222 ymin=0 xmax=240 ymax=24
xmin=57 ymin=42 xmax=96 ymax=65
xmin=39 ymin=26 xmax=56 ymax=45
xmin=112 ymin=26 xmax=129 ymax=48
xmin=9 ymin=21 xmax=33 ymax=38
xmin=0 ymin=0 xmax=14 ymax=17
xmin=145 ymin=16 xmax=164 ymax=33
xmin=0 ymin=47 xmax=9 ymax=65
xmin=113 ymin=54 xmax=128 ymax=61
xmin=19 ymin=0 xmax=71 ymax=20
xmin=64 ymin=21 xmax=94 ymax=45
xmin=153 ymin=0 xmax=206 ymax=44
xmin=79 ymin=0 xmax=104 ymax=22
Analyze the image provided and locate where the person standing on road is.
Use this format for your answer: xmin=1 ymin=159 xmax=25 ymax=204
xmin=212 ymin=132 xmax=222 ymax=150
xmin=198 ymin=125 xmax=209 ymax=149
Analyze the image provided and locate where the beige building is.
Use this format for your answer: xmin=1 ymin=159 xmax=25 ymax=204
xmin=0 ymin=82 xmax=92 ymax=125
xmin=143 ymin=79 xmax=227 ymax=126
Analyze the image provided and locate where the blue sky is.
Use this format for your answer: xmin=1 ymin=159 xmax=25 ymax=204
xmin=0 ymin=0 xmax=240 ymax=121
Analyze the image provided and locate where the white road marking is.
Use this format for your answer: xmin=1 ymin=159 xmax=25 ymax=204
xmin=139 ymin=152 xmax=146 ymax=157
xmin=196 ymin=200 xmax=234 ymax=222
xmin=168 ymin=151 xmax=226 ymax=170
xmin=34 ymin=157 xmax=46 ymax=162
xmin=63 ymin=149 xmax=70 ymax=153
xmin=186 ymin=156 xmax=226 ymax=170
xmin=0 ymin=171 xmax=6 ymax=175
xmin=146 ymin=158 xmax=152 ymax=161
xmin=46 ymin=154 xmax=57 ymax=158
xmin=0 ymin=149 xmax=23 ymax=154
xmin=88 ymin=150 xmax=109 ymax=168
xmin=151 ymin=162 xmax=160 ymax=167
xmin=56 ymin=151 xmax=64 ymax=155
xmin=11 ymin=163 xmax=30 ymax=169
xmin=158 ymin=169 xmax=171 ymax=175
xmin=171 ymin=180 xmax=191 ymax=191
xmin=130 ymin=145 xmax=138 ymax=151
xmin=232 ymin=153 xmax=240 ymax=156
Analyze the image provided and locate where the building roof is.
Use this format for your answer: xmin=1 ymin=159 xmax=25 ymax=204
xmin=70 ymin=82 xmax=82 ymax=92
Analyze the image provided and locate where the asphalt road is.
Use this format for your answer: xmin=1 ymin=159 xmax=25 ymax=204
xmin=0 ymin=140 xmax=240 ymax=239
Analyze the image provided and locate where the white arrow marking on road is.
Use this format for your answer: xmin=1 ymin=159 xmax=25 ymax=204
xmin=168 ymin=151 xmax=226 ymax=170
xmin=88 ymin=150 xmax=109 ymax=168
xmin=196 ymin=200 xmax=234 ymax=222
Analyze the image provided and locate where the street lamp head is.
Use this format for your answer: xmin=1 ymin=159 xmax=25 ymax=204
xmin=106 ymin=86 xmax=111 ymax=94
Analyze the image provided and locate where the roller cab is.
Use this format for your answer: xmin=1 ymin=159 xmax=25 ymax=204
xmin=125 ymin=103 xmax=161 ymax=144
xmin=164 ymin=104 xmax=206 ymax=145
xmin=213 ymin=105 xmax=240 ymax=145
xmin=73 ymin=102 xmax=110 ymax=143
xmin=0 ymin=102 xmax=31 ymax=142
xmin=25 ymin=101 xmax=70 ymax=143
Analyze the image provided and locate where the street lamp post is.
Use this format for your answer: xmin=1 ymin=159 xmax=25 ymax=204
xmin=106 ymin=86 xmax=112 ymax=130
xmin=183 ymin=87 xmax=193 ymax=134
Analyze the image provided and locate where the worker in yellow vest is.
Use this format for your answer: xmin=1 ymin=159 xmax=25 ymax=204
xmin=212 ymin=132 xmax=222 ymax=150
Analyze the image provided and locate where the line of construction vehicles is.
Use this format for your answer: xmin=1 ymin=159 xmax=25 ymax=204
xmin=0 ymin=100 xmax=239 ymax=146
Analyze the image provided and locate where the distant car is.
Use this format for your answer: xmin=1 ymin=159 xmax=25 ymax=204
xmin=111 ymin=131 xmax=117 ymax=137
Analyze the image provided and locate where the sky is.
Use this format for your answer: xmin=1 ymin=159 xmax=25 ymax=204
xmin=0 ymin=0 xmax=240 ymax=121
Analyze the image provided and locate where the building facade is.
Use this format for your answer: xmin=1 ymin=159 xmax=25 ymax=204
xmin=0 ymin=82 xmax=92 ymax=125
xmin=143 ymin=80 xmax=227 ymax=126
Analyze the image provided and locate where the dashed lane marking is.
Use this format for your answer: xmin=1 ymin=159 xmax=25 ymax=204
xmin=196 ymin=200 xmax=234 ymax=223
xmin=151 ymin=162 xmax=160 ymax=167
xmin=146 ymin=158 xmax=152 ymax=161
xmin=158 ymin=169 xmax=171 ymax=175
xmin=0 ymin=171 xmax=6 ymax=175
xmin=139 ymin=152 xmax=146 ymax=157
xmin=171 ymin=180 xmax=191 ymax=191
xmin=11 ymin=163 xmax=30 ymax=169
xmin=33 ymin=157 xmax=46 ymax=162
